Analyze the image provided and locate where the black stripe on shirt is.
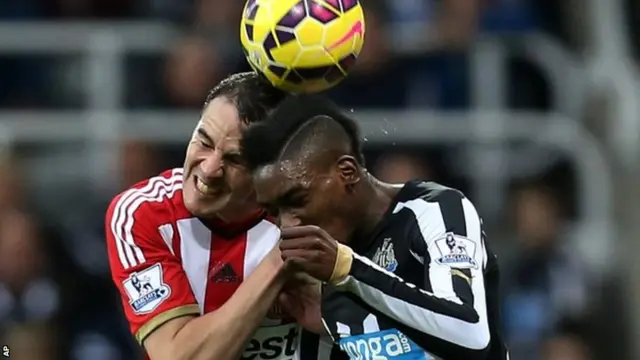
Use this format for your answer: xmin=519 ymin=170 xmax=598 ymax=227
xmin=435 ymin=190 xmax=468 ymax=236
xmin=452 ymin=268 xmax=475 ymax=305
xmin=433 ymin=192 xmax=476 ymax=306
xmin=348 ymin=256 xmax=480 ymax=323
xmin=299 ymin=330 xmax=319 ymax=359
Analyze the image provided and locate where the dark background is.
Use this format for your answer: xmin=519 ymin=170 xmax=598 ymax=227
xmin=0 ymin=0 xmax=634 ymax=359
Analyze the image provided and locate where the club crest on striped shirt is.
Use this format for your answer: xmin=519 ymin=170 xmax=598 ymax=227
xmin=372 ymin=237 xmax=398 ymax=272
xmin=434 ymin=233 xmax=478 ymax=269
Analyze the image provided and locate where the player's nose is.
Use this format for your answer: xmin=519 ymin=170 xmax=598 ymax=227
xmin=278 ymin=212 xmax=301 ymax=228
xmin=199 ymin=150 xmax=224 ymax=178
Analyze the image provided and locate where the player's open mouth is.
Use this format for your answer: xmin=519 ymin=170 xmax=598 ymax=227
xmin=195 ymin=176 xmax=221 ymax=196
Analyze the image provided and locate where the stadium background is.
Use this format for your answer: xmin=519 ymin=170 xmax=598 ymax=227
xmin=0 ymin=0 xmax=638 ymax=359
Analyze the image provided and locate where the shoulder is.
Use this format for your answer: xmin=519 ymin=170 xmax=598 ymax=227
xmin=392 ymin=181 xmax=480 ymax=237
xmin=393 ymin=182 xmax=485 ymax=268
xmin=393 ymin=181 xmax=473 ymax=219
xmin=396 ymin=180 xmax=466 ymax=205
xmin=106 ymin=168 xmax=185 ymax=228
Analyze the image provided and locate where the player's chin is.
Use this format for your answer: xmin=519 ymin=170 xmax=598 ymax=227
xmin=184 ymin=184 xmax=231 ymax=217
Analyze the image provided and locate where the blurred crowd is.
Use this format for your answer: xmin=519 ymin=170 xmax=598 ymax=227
xmin=0 ymin=0 xmax=633 ymax=359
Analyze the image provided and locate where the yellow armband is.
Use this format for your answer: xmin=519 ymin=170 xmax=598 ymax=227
xmin=329 ymin=243 xmax=353 ymax=284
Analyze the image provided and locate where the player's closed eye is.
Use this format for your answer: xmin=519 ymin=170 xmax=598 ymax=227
xmin=196 ymin=129 xmax=215 ymax=149
xmin=199 ymin=140 xmax=214 ymax=149
xmin=223 ymin=153 xmax=244 ymax=165
xmin=281 ymin=191 xmax=309 ymax=208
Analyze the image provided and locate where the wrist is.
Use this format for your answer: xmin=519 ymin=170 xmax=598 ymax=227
xmin=263 ymin=245 xmax=286 ymax=271
xmin=256 ymin=253 xmax=287 ymax=286
xmin=261 ymin=264 xmax=288 ymax=291
xmin=329 ymin=243 xmax=353 ymax=285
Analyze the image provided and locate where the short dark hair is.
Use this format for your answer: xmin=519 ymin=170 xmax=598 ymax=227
xmin=240 ymin=94 xmax=364 ymax=171
xmin=203 ymin=72 xmax=288 ymax=125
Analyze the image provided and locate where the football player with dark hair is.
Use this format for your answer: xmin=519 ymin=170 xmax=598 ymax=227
xmin=240 ymin=94 xmax=509 ymax=360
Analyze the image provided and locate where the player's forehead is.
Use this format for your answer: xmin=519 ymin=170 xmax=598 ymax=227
xmin=253 ymin=162 xmax=313 ymax=201
xmin=197 ymin=97 xmax=244 ymax=149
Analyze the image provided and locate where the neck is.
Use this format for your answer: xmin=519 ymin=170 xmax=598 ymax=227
xmin=214 ymin=200 xmax=263 ymax=224
xmin=350 ymin=172 xmax=397 ymax=243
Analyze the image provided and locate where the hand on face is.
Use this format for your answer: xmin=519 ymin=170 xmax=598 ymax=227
xmin=279 ymin=226 xmax=340 ymax=283
xmin=263 ymin=225 xmax=353 ymax=334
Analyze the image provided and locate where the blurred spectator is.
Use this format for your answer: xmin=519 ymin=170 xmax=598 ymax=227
xmin=192 ymin=0 xmax=246 ymax=72
xmin=0 ymin=210 xmax=61 ymax=330
xmin=501 ymin=181 xmax=591 ymax=360
xmin=384 ymin=0 xmax=479 ymax=50
xmin=542 ymin=332 xmax=592 ymax=360
xmin=479 ymin=0 xmax=582 ymax=50
xmin=0 ymin=152 xmax=24 ymax=213
xmin=327 ymin=0 xmax=411 ymax=108
xmin=328 ymin=0 xmax=480 ymax=109
xmin=480 ymin=0 xmax=539 ymax=33
xmin=193 ymin=0 xmax=240 ymax=29
xmin=140 ymin=0 xmax=195 ymax=23
xmin=434 ymin=0 xmax=480 ymax=49
xmin=164 ymin=35 xmax=224 ymax=108
xmin=52 ymin=0 xmax=135 ymax=19
xmin=119 ymin=140 xmax=161 ymax=188
xmin=0 ymin=149 xmax=133 ymax=360
xmin=373 ymin=152 xmax=433 ymax=183
xmin=477 ymin=0 xmax=564 ymax=111
xmin=5 ymin=321 xmax=59 ymax=360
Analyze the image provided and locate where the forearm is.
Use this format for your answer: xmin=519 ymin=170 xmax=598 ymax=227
xmin=170 ymin=263 xmax=286 ymax=360
xmin=336 ymin=253 xmax=489 ymax=350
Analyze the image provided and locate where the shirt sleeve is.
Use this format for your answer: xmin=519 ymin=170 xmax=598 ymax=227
xmin=334 ymin=194 xmax=491 ymax=356
xmin=105 ymin=190 xmax=200 ymax=345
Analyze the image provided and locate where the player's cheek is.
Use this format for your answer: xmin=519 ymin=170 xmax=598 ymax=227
xmin=227 ymin=167 xmax=251 ymax=190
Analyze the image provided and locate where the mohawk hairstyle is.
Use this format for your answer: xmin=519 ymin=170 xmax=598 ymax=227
xmin=203 ymin=71 xmax=288 ymax=125
xmin=240 ymin=94 xmax=364 ymax=171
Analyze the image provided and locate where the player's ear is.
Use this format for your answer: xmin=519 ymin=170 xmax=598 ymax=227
xmin=336 ymin=155 xmax=359 ymax=185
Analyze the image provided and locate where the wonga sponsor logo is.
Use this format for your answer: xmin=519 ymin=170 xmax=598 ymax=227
xmin=339 ymin=329 xmax=431 ymax=359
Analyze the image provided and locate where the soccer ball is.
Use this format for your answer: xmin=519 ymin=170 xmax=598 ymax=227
xmin=240 ymin=0 xmax=365 ymax=93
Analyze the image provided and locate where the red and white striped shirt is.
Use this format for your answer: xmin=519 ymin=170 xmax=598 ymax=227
xmin=105 ymin=168 xmax=319 ymax=359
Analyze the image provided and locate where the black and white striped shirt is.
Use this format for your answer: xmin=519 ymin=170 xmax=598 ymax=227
xmin=318 ymin=180 xmax=509 ymax=360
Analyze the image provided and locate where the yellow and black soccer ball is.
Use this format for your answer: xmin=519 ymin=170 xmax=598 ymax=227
xmin=240 ymin=0 xmax=365 ymax=93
